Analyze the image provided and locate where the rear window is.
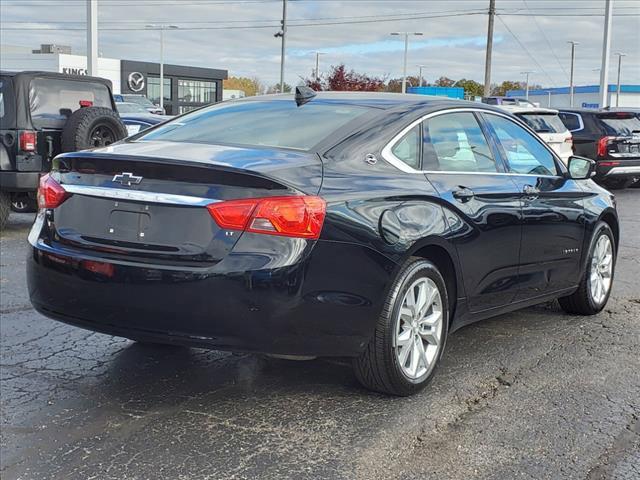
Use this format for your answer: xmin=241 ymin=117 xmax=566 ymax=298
xmin=596 ymin=114 xmax=640 ymax=136
xmin=558 ymin=112 xmax=582 ymax=131
xmin=139 ymin=100 xmax=371 ymax=150
xmin=516 ymin=113 xmax=568 ymax=134
xmin=29 ymin=78 xmax=112 ymax=129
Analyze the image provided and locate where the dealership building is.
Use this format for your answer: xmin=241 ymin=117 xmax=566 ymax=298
xmin=1 ymin=45 xmax=228 ymax=115
xmin=506 ymin=85 xmax=640 ymax=109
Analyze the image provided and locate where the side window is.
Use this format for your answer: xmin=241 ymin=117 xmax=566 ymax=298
xmin=483 ymin=114 xmax=558 ymax=176
xmin=391 ymin=124 xmax=421 ymax=169
xmin=423 ymin=112 xmax=499 ymax=173
xmin=558 ymin=112 xmax=582 ymax=132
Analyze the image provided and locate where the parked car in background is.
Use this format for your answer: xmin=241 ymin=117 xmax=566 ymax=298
xmin=558 ymin=109 xmax=640 ymax=189
xmin=499 ymin=106 xmax=573 ymax=164
xmin=28 ymin=90 xmax=618 ymax=396
xmin=116 ymin=102 xmax=172 ymax=136
xmin=482 ymin=96 xmax=537 ymax=107
xmin=113 ymin=94 xmax=165 ymax=115
xmin=0 ymin=71 xmax=127 ymax=229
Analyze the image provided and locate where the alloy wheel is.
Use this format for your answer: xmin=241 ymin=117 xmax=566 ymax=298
xmin=394 ymin=277 xmax=444 ymax=381
xmin=589 ymin=234 xmax=613 ymax=305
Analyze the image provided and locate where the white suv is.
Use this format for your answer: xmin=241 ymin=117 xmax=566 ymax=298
xmin=498 ymin=106 xmax=573 ymax=165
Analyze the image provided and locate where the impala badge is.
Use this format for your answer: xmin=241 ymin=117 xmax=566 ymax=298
xmin=113 ymin=172 xmax=143 ymax=186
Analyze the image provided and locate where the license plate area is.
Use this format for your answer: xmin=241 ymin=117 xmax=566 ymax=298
xmin=108 ymin=209 xmax=151 ymax=241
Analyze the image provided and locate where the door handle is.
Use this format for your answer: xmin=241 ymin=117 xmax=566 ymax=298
xmin=523 ymin=184 xmax=540 ymax=197
xmin=452 ymin=187 xmax=475 ymax=202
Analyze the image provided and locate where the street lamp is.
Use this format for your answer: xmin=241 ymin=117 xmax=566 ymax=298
xmin=567 ymin=41 xmax=579 ymax=107
xmin=313 ymin=51 xmax=326 ymax=82
xmin=146 ymin=24 xmax=178 ymax=112
xmin=417 ymin=65 xmax=427 ymax=87
xmin=390 ymin=32 xmax=423 ymax=93
xmin=614 ymin=52 xmax=626 ymax=107
xmin=521 ymin=71 xmax=534 ymax=100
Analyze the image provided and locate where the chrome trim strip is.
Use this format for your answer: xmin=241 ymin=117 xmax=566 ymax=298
xmin=63 ymin=185 xmax=216 ymax=206
xmin=604 ymin=166 xmax=640 ymax=176
xmin=380 ymin=107 xmax=565 ymax=178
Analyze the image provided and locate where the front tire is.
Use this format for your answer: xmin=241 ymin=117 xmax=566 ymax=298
xmin=354 ymin=258 xmax=449 ymax=396
xmin=559 ymin=221 xmax=616 ymax=315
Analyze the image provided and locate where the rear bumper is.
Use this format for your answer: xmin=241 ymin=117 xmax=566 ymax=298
xmin=596 ymin=159 xmax=640 ymax=179
xmin=603 ymin=165 xmax=640 ymax=177
xmin=27 ymin=235 xmax=395 ymax=357
xmin=0 ymin=171 xmax=40 ymax=192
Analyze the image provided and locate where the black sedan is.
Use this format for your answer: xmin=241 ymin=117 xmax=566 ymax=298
xmin=27 ymin=89 xmax=619 ymax=396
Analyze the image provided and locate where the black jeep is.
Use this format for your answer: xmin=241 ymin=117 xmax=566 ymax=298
xmin=0 ymin=71 xmax=127 ymax=228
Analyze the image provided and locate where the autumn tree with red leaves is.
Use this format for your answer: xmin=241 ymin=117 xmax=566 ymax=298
xmin=304 ymin=64 xmax=386 ymax=92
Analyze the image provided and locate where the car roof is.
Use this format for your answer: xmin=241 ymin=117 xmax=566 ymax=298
xmin=234 ymin=91 xmax=497 ymax=111
xmin=498 ymin=105 xmax=559 ymax=115
xmin=0 ymin=70 xmax=113 ymax=88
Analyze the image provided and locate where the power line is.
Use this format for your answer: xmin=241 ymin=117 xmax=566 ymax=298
xmin=496 ymin=15 xmax=557 ymax=88
xmin=521 ymin=0 xmax=568 ymax=83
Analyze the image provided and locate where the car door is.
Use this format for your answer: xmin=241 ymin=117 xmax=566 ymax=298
xmin=418 ymin=111 xmax=523 ymax=312
xmin=480 ymin=112 xmax=586 ymax=300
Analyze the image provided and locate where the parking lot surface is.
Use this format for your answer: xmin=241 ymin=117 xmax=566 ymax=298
xmin=1 ymin=189 xmax=639 ymax=480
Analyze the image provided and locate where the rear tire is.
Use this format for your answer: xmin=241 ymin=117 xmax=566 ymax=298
xmin=559 ymin=222 xmax=616 ymax=315
xmin=0 ymin=191 xmax=10 ymax=230
xmin=61 ymin=107 xmax=127 ymax=152
xmin=354 ymin=257 xmax=449 ymax=396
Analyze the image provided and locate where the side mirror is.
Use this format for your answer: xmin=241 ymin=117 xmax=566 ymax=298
xmin=567 ymin=156 xmax=596 ymax=180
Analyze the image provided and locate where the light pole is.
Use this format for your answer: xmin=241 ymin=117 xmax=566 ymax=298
xmin=614 ymin=52 xmax=626 ymax=107
xmin=314 ymin=51 xmax=326 ymax=82
xmin=547 ymin=90 xmax=552 ymax=107
xmin=521 ymin=71 xmax=534 ymax=99
xmin=86 ymin=0 xmax=98 ymax=76
xmin=599 ymin=0 xmax=614 ymax=108
xmin=274 ymin=0 xmax=288 ymax=93
xmin=146 ymin=24 xmax=178 ymax=112
xmin=417 ymin=65 xmax=427 ymax=87
xmin=390 ymin=32 xmax=423 ymax=93
xmin=567 ymin=41 xmax=579 ymax=107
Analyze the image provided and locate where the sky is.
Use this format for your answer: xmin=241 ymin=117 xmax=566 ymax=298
xmin=1 ymin=0 xmax=639 ymax=90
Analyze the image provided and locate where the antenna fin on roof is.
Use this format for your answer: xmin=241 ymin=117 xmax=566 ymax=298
xmin=295 ymin=86 xmax=316 ymax=106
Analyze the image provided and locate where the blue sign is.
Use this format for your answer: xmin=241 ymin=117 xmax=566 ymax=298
xmin=582 ymin=102 xmax=599 ymax=108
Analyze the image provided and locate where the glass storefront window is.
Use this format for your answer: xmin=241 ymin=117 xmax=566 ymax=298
xmin=178 ymin=79 xmax=216 ymax=104
xmin=147 ymin=76 xmax=171 ymax=105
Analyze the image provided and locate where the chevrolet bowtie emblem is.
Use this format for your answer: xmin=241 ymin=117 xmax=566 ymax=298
xmin=112 ymin=172 xmax=143 ymax=186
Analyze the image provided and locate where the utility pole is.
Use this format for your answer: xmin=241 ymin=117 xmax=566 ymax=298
xmin=417 ymin=65 xmax=427 ymax=87
xmin=599 ymin=0 xmax=614 ymax=108
xmin=390 ymin=32 xmax=423 ymax=93
xmin=614 ymin=52 xmax=626 ymax=107
xmin=547 ymin=91 xmax=552 ymax=107
xmin=274 ymin=0 xmax=288 ymax=93
xmin=146 ymin=24 xmax=178 ymax=112
xmin=521 ymin=71 xmax=533 ymax=99
xmin=483 ymin=0 xmax=496 ymax=97
xmin=567 ymin=41 xmax=579 ymax=107
xmin=314 ymin=51 xmax=326 ymax=82
xmin=86 ymin=0 xmax=98 ymax=76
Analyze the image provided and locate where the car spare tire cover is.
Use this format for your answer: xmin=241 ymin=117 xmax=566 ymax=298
xmin=61 ymin=107 xmax=128 ymax=152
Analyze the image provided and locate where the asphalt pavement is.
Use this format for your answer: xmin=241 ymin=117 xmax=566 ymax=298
xmin=1 ymin=189 xmax=639 ymax=480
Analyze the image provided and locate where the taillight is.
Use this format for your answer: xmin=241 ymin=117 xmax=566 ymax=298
xmin=79 ymin=100 xmax=94 ymax=107
xmin=19 ymin=131 xmax=37 ymax=152
xmin=597 ymin=136 xmax=614 ymax=157
xmin=37 ymin=174 xmax=70 ymax=209
xmin=564 ymin=136 xmax=573 ymax=144
xmin=207 ymin=196 xmax=326 ymax=239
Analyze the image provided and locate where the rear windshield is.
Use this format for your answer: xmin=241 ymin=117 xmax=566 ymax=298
xmin=516 ymin=113 xmax=568 ymax=134
xmin=138 ymin=100 xmax=371 ymax=150
xmin=29 ymin=78 xmax=112 ymax=129
xmin=596 ymin=114 xmax=640 ymax=136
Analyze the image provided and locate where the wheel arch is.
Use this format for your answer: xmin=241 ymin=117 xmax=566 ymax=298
xmin=599 ymin=209 xmax=619 ymax=252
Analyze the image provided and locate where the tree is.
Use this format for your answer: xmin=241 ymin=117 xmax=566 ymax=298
xmin=454 ymin=78 xmax=484 ymax=98
xmin=223 ymin=76 xmax=264 ymax=96
xmin=303 ymin=64 xmax=386 ymax=92
xmin=386 ymin=76 xmax=422 ymax=93
xmin=491 ymin=80 xmax=526 ymax=96
xmin=266 ymin=82 xmax=292 ymax=94
xmin=434 ymin=76 xmax=455 ymax=87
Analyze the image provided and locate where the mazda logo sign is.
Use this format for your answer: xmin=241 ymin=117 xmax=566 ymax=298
xmin=127 ymin=72 xmax=145 ymax=92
